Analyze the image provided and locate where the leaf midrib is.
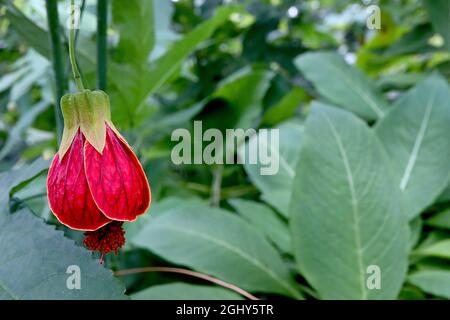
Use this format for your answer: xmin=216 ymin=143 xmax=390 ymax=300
xmin=399 ymin=89 xmax=437 ymax=191
xmin=319 ymin=111 xmax=367 ymax=300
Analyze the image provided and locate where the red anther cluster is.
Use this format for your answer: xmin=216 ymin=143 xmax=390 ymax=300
xmin=83 ymin=221 xmax=126 ymax=255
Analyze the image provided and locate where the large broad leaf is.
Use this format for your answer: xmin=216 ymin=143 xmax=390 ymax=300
xmin=0 ymin=158 xmax=50 ymax=214
xmin=0 ymin=208 xmax=126 ymax=299
xmin=228 ymin=199 xmax=291 ymax=255
xmin=375 ymin=74 xmax=450 ymax=220
xmin=240 ymin=121 xmax=303 ymax=217
xmin=131 ymin=205 xmax=302 ymax=298
xmin=408 ymin=270 xmax=450 ymax=298
xmin=423 ymin=0 xmax=450 ymax=50
xmin=132 ymin=283 xmax=243 ymax=300
xmin=290 ymin=102 xmax=409 ymax=299
xmin=124 ymin=196 xmax=205 ymax=249
xmin=295 ymin=52 xmax=389 ymax=120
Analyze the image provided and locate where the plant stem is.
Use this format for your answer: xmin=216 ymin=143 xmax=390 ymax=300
xmin=97 ymin=0 xmax=108 ymax=90
xmin=115 ymin=266 xmax=259 ymax=300
xmin=210 ymin=165 xmax=223 ymax=207
xmin=69 ymin=0 xmax=85 ymax=91
xmin=45 ymin=0 xmax=65 ymax=143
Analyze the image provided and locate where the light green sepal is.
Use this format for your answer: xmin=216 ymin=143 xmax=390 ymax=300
xmin=58 ymin=94 xmax=80 ymax=159
xmin=58 ymin=90 xmax=112 ymax=159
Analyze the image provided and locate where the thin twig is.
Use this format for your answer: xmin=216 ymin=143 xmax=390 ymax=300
xmin=114 ymin=266 xmax=259 ymax=300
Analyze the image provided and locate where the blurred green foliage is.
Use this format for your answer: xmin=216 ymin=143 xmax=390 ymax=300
xmin=0 ymin=0 xmax=449 ymax=300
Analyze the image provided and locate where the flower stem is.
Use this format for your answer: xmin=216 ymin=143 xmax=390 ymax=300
xmin=97 ymin=0 xmax=108 ymax=90
xmin=45 ymin=0 xmax=65 ymax=143
xmin=69 ymin=0 xmax=85 ymax=91
xmin=115 ymin=266 xmax=259 ymax=300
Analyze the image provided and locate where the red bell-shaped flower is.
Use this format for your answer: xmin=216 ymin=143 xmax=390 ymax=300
xmin=47 ymin=90 xmax=151 ymax=232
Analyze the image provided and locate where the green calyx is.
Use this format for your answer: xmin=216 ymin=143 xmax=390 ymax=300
xmin=58 ymin=90 xmax=114 ymax=159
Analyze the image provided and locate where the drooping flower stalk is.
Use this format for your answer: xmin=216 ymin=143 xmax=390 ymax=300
xmin=69 ymin=0 xmax=85 ymax=91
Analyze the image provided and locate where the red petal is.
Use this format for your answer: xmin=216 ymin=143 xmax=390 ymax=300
xmin=84 ymin=125 xmax=151 ymax=221
xmin=47 ymin=130 xmax=111 ymax=231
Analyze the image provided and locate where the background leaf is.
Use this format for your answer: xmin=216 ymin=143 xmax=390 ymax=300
xmin=408 ymin=270 xmax=450 ymax=298
xmin=240 ymin=121 xmax=303 ymax=217
xmin=414 ymin=239 xmax=450 ymax=259
xmin=0 ymin=158 xmax=49 ymax=214
xmin=295 ymin=52 xmax=389 ymax=120
xmin=375 ymin=74 xmax=450 ymax=219
xmin=131 ymin=205 xmax=302 ymax=298
xmin=229 ymin=198 xmax=291 ymax=254
xmin=426 ymin=209 xmax=450 ymax=230
xmin=423 ymin=0 xmax=450 ymax=50
xmin=110 ymin=5 xmax=240 ymax=127
xmin=132 ymin=283 xmax=243 ymax=300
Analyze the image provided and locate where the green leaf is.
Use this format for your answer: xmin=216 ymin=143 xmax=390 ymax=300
xmin=295 ymin=52 xmax=389 ymax=120
xmin=211 ymin=68 xmax=274 ymax=129
xmin=423 ymin=0 xmax=450 ymax=50
xmin=414 ymin=239 xmax=450 ymax=259
xmin=131 ymin=205 xmax=302 ymax=298
xmin=124 ymin=196 xmax=205 ymax=248
xmin=262 ymin=87 xmax=306 ymax=126
xmin=240 ymin=121 xmax=303 ymax=217
xmin=0 ymin=158 xmax=50 ymax=214
xmin=426 ymin=209 xmax=450 ymax=230
xmin=3 ymin=2 xmax=50 ymax=58
xmin=382 ymin=24 xmax=436 ymax=56
xmin=112 ymin=0 xmax=155 ymax=66
xmin=142 ymin=5 xmax=239 ymax=102
xmin=111 ymin=5 xmax=240 ymax=127
xmin=132 ymin=283 xmax=243 ymax=300
xmin=409 ymin=270 xmax=450 ymax=298
xmin=229 ymin=199 xmax=291 ymax=254
xmin=375 ymin=74 xmax=450 ymax=219
xmin=0 ymin=208 xmax=126 ymax=299
xmin=290 ymin=102 xmax=409 ymax=299
xmin=398 ymin=285 xmax=427 ymax=300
